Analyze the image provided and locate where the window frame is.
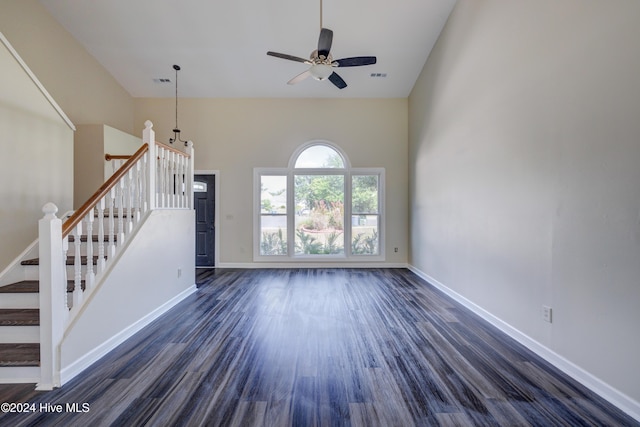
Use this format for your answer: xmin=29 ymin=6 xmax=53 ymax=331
xmin=254 ymin=141 xmax=385 ymax=262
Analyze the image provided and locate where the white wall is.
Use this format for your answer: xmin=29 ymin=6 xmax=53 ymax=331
xmin=409 ymin=0 xmax=640 ymax=413
xmin=0 ymin=33 xmax=74 ymax=271
xmin=60 ymin=209 xmax=195 ymax=382
xmin=134 ymin=98 xmax=409 ymax=266
xmin=103 ymin=125 xmax=142 ymax=179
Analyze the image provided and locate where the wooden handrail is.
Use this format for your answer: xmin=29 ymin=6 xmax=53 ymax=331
xmin=105 ymin=154 xmax=132 ymax=161
xmin=155 ymin=141 xmax=191 ymax=158
xmin=105 ymin=142 xmax=189 ymax=162
xmin=63 ymin=143 xmax=149 ymax=237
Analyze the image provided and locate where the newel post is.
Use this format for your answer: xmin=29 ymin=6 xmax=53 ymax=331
xmin=37 ymin=202 xmax=65 ymax=390
xmin=186 ymin=140 xmax=194 ymax=209
xmin=144 ymin=120 xmax=156 ymax=210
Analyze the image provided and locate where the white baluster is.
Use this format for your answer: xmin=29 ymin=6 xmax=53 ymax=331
xmin=166 ymin=151 xmax=170 ymax=206
xmin=118 ymin=180 xmax=125 ymax=244
xmin=97 ymin=198 xmax=106 ymax=273
xmin=72 ymin=222 xmax=83 ymax=308
xmin=165 ymin=151 xmax=170 ymax=207
xmin=186 ymin=141 xmax=194 ymax=209
xmin=126 ymin=168 xmax=134 ymax=232
xmin=134 ymin=160 xmax=141 ymax=223
xmin=170 ymin=151 xmax=176 ymax=207
xmin=62 ymin=236 xmax=69 ymax=311
xmin=141 ymin=151 xmax=148 ymax=213
xmin=178 ymin=154 xmax=185 ymax=208
xmin=85 ymin=212 xmax=95 ymax=290
xmin=158 ymin=147 xmax=166 ymax=207
xmin=108 ymin=187 xmax=116 ymax=257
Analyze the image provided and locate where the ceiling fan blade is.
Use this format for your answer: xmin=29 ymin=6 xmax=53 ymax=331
xmin=267 ymin=51 xmax=311 ymax=64
xmin=328 ymin=72 xmax=347 ymax=89
xmin=333 ymin=56 xmax=377 ymax=67
xmin=287 ymin=70 xmax=312 ymax=85
xmin=317 ymin=28 xmax=333 ymax=58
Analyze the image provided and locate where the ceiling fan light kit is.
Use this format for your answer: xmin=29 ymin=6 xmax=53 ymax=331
xmin=310 ymin=63 xmax=333 ymax=80
xmin=266 ymin=0 xmax=377 ymax=89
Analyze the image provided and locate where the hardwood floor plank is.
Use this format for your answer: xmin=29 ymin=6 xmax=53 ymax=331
xmin=0 ymin=268 xmax=637 ymax=426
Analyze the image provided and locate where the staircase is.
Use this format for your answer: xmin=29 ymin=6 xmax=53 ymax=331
xmin=0 ymin=233 xmax=105 ymax=380
xmin=0 ymin=121 xmax=194 ymax=388
xmin=0 ymin=267 xmax=41 ymax=382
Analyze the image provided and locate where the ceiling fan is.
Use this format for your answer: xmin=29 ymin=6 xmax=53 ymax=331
xmin=266 ymin=0 xmax=377 ymax=89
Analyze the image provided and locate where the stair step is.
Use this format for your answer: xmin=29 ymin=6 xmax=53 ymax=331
xmin=21 ymin=256 xmax=102 ymax=266
xmin=0 ymin=280 xmax=85 ymax=294
xmin=0 ymin=281 xmax=39 ymax=293
xmin=0 ymin=310 xmax=39 ymax=326
xmin=0 ymin=344 xmax=40 ymax=367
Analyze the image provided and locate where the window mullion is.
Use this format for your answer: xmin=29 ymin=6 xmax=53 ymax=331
xmin=345 ymin=171 xmax=352 ymax=257
xmin=287 ymin=172 xmax=295 ymax=258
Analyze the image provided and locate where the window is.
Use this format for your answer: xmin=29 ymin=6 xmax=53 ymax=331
xmin=193 ymin=181 xmax=208 ymax=192
xmin=255 ymin=141 xmax=384 ymax=261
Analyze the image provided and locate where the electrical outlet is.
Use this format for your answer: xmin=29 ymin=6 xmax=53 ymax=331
xmin=394 ymin=247 xmax=398 ymax=253
xmin=177 ymin=267 xmax=182 ymax=278
xmin=542 ymin=306 xmax=552 ymax=323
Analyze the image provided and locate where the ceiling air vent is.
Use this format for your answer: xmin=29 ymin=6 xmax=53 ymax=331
xmin=153 ymin=78 xmax=171 ymax=83
xmin=370 ymin=73 xmax=387 ymax=78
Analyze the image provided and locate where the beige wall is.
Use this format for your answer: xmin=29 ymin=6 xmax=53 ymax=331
xmin=0 ymin=33 xmax=74 ymax=270
xmin=135 ymin=98 xmax=408 ymax=265
xmin=0 ymin=0 xmax=134 ymax=134
xmin=409 ymin=0 xmax=640 ymax=408
xmin=74 ymin=124 xmax=141 ymax=208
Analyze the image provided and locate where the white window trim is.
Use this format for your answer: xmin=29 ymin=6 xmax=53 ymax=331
xmin=254 ymin=141 xmax=385 ymax=262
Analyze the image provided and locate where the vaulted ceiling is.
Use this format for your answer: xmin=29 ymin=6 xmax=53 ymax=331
xmin=40 ymin=0 xmax=456 ymax=98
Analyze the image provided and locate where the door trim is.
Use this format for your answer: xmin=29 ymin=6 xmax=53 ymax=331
xmin=195 ymin=170 xmax=220 ymax=268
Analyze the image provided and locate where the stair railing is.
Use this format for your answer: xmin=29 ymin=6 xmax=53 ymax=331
xmin=37 ymin=120 xmax=193 ymax=390
xmin=104 ymin=153 xmax=131 ymax=178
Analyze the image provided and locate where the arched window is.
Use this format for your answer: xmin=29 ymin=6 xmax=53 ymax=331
xmin=254 ymin=141 xmax=384 ymax=261
xmin=293 ymin=144 xmax=346 ymax=168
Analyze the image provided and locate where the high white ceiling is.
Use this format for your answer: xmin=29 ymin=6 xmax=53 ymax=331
xmin=39 ymin=0 xmax=456 ymax=98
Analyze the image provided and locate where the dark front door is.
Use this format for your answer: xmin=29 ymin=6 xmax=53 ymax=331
xmin=194 ymin=174 xmax=215 ymax=267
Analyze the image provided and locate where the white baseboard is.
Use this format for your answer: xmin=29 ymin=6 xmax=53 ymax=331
xmin=60 ymin=285 xmax=197 ymax=385
xmin=217 ymin=262 xmax=409 ymax=269
xmin=408 ymin=265 xmax=640 ymax=422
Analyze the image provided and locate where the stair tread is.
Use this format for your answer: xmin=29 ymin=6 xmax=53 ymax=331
xmin=0 ymin=344 xmax=40 ymax=367
xmin=0 ymin=309 xmax=39 ymax=326
xmin=21 ymin=256 xmax=103 ymax=266
xmin=0 ymin=281 xmax=39 ymax=293
xmin=0 ymin=280 xmax=85 ymax=293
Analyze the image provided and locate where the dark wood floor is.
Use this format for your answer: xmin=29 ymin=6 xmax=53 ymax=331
xmin=0 ymin=268 xmax=636 ymax=426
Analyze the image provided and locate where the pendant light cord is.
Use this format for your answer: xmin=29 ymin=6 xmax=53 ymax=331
xmin=170 ymin=64 xmax=187 ymax=145
xmin=174 ymin=66 xmax=179 ymax=131
xmin=320 ymin=0 xmax=323 ymax=30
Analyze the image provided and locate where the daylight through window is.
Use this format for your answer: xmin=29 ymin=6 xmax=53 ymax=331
xmin=255 ymin=142 xmax=384 ymax=261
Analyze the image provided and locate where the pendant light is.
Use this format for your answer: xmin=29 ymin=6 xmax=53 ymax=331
xmin=169 ymin=64 xmax=188 ymax=146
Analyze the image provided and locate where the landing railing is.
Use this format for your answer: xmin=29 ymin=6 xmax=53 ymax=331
xmin=37 ymin=120 xmax=193 ymax=390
